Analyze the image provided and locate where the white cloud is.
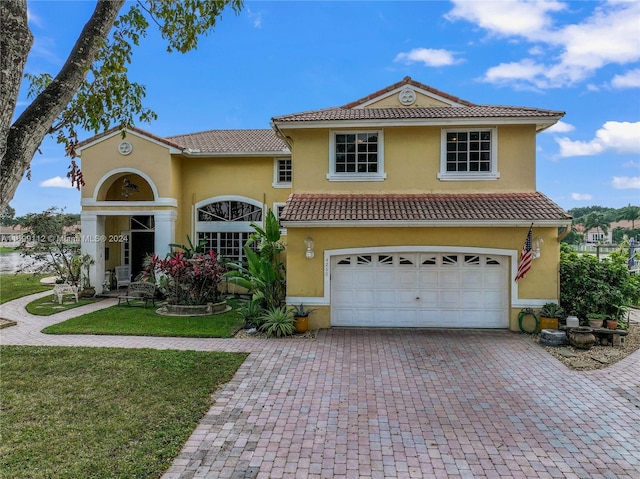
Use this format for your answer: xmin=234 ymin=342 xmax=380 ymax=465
xmin=611 ymin=176 xmax=640 ymax=189
xmin=40 ymin=176 xmax=73 ymax=188
xmin=27 ymin=8 xmax=44 ymax=28
xmin=556 ymin=121 xmax=640 ymax=157
xmin=446 ymin=0 xmax=565 ymax=39
xmin=394 ymin=48 xmax=461 ymax=67
xmin=571 ymin=193 xmax=593 ymax=201
xmin=543 ymin=120 xmax=575 ymax=134
xmin=449 ymin=1 xmax=640 ymax=88
xmin=622 ymin=160 xmax=640 ymax=169
xmin=246 ymin=8 xmax=262 ymax=28
xmin=611 ymin=69 xmax=640 ymax=89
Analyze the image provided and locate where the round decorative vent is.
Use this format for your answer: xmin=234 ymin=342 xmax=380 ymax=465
xmin=118 ymin=141 xmax=133 ymax=155
xmin=399 ymin=88 xmax=416 ymax=106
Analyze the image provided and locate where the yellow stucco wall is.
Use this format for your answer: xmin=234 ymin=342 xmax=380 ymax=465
xmin=80 ymin=132 xmax=174 ymax=200
xmin=176 ymin=156 xmax=291 ymax=241
xmin=286 ymin=226 xmax=560 ymax=331
xmin=287 ymin=125 xmax=537 ymax=193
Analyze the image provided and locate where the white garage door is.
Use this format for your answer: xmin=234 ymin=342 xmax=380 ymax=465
xmin=331 ymin=252 xmax=508 ymax=328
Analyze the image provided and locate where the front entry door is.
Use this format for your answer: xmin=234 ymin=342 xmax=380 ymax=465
xmin=131 ymin=231 xmax=154 ymax=280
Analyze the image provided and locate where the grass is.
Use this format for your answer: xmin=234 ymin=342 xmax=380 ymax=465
xmin=0 ymin=246 xmax=19 ymax=254
xmin=0 ymin=346 xmax=248 ymax=479
xmin=42 ymin=303 xmax=244 ymax=337
xmin=0 ymin=273 xmax=51 ymax=304
xmin=25 ymin=294 xmax=101 ymax=316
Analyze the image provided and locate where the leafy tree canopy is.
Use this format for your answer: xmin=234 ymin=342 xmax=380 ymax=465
xmin=0 ymin=0 xmax=243 ymax=212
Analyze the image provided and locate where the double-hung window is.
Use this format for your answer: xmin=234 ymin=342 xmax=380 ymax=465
xmin=327 ymin=130 xmax=386 ymax=181
xmin=438 ymin=128 xmax=498 ymax=180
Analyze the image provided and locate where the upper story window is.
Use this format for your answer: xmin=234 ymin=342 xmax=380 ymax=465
xmin=327 ymin=130 xmax=386 ymax=181
xmin=273 ymin=158 xmax=292 ymax=187
xmin=438 ymin=128 xmax=499 ymax=181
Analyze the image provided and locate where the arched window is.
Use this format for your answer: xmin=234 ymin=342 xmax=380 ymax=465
xmin=195 ymin=198 xmax=263 ymax=262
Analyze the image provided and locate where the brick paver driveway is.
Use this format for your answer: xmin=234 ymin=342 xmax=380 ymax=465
xmin=2 ymin=294 xmax=639 ymax=478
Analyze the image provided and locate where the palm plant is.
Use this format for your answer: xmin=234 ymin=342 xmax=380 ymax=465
xmin=616 ymin=204 xmax=640 ymax=229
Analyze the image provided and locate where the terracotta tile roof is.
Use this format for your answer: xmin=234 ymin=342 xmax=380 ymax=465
xmin=281 ymin=193 xmax=571 ymax=224
xmin=76 ymin=126 xmax=184 ymax=150
xmin=341 ymin=76 xmax=476 ymax=108
xmin=167 ymin=129 xmax=288 ymax=153
xmin=272 ymin=105 xmax=564 ymax=123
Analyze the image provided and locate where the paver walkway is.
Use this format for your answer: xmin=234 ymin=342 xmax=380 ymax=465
xmin=1 ymin=293 xmax=639 ymax=478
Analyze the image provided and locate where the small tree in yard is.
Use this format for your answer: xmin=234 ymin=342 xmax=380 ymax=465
xmin=17 ymin=207 xmax=82 ymax=284
xmin=560 ymin=243 xmax=640 ymax=319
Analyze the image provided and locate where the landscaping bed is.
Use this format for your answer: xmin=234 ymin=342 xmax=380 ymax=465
xmin=535 ymin=321 xmax=640 ymax=370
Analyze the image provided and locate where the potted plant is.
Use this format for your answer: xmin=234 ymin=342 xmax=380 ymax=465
xmin=538 ymin=302 xmax=565 ymax=330
xmin=290 ymin=303 xmax=316 ymax=334
xmin=585 ymin=312 xmax=605 ymax=329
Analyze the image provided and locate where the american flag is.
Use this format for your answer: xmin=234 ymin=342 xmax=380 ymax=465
xmin=515 ymin=224 xmax=533 ymax=282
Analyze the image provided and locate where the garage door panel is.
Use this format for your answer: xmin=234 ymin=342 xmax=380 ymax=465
xmin=440 ymin=271 xmax=461 ymax=288
xmin=332 ymin=253 xmax=508 ymax=328
xmin=376 ymin=290 xmax=400 ymax=308
xmin=396 ymin=270 xmax=417 ymax=288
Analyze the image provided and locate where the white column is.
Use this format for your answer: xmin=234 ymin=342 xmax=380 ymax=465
xmin=81 ymin=213 xmax=106 ymax=294
xmin=154 ymin=210 xmax=177 ymax=258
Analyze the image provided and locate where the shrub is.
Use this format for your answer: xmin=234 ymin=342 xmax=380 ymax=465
xmin=259 ymin=306 xmax=295 ymax=338
xmin=143 ymin=250 xmax=224 ymax=305
xmin=560 ymin=243 xmax=640 ymax=319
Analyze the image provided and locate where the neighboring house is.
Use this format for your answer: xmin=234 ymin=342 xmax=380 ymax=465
xmin=78 ymin=77 xmax=571 ymax=330
xmin=577 ymin=220 xmax=636 ymax=244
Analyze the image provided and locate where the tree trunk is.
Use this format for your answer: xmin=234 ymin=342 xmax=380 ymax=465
xmin=0 ymin=0 xmax=32 ymax=204
xmin=0 ymin=0 xmax=125 ymax=212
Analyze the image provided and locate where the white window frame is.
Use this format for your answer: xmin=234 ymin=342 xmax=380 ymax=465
xmin=195 ymin=196 xmax=264 ymax=262
xmin=273 ymin=158 xmax=292 ymax=188
xmin=273 ymin=202 xmax=287 ymax=235
xmin=438 ymin=128 xmax=499 ymax=181
xmin=327 ymin=130 xmax=386 ymax=182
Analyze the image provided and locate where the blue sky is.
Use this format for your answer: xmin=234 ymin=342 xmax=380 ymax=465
xmin=11 ymin=0 xmax=640 ymax=216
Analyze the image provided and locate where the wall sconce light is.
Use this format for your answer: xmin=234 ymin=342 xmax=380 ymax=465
xmin=533 ymin=236 xmax=544 ymax=259
xmin=304 ymin=237 xmax=315 ymax=259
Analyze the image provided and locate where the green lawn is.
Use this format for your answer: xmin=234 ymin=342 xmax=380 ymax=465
xmin=0 ymin=274 xmax=51 ymax=304
xmin=0 ymin=246 xmax=19 ymax=254
xmin=0 ymin=346 xmax=248 ymax=479
xmin=42 ymin=303 xmax=244 ymax=337
xmin=25 ymin=294 xmax=101 ymax=316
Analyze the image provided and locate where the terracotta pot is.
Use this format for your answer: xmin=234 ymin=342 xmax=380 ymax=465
xmin=606 ymin=319 xmax=618 ymax=330
xmin=294 ymin=316 xmax=309 ymax=334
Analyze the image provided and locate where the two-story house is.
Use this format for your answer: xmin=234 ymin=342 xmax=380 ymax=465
xmin=77 ymin=77 xmax=571 ymax=330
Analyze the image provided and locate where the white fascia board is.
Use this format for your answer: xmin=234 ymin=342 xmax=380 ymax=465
xmin=182 ymin=150 xmax=291 ymax=158
xmin=76 ymin=128 xmax=181 ymax=156
xmin=281 ymin=219 xmax=571 ymax=228
xmin=273 ymin=117 xmax=562 ymax=130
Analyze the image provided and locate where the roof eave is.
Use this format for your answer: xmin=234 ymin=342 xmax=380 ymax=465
xmin=273 ymin=116 xmax=564 ymax=130
xmin=281 ymin=219 xmax=572 ymax=228
xmin=181 ymin=149 xmax=291 ymax=158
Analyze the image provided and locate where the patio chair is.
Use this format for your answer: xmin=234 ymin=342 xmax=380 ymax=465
xmin=115 ymin=265 xmax=131 ymax=289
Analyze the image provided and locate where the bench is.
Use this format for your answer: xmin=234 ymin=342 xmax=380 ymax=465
xmin=53 ymin=284 xmax=79 ymax=304
xmin=561 ymin=325 xmax=629 ymax=346
xmin=117 ymin=282 xmax=156 ymax=308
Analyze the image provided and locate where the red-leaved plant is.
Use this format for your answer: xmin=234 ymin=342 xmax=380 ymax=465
xmin=144 ymin=250 xmax=224 ymax=305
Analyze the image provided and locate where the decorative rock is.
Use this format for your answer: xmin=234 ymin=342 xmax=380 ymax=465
xmin=539 ymin=329 xmax=568 ymax=347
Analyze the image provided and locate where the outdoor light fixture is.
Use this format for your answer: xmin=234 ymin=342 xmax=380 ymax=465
xmin=304 ymin=237 xmax=315 ymax=259
xmin=533 ymin=236 xmax=544 ymax=259
xmin=121 ymin=177 xmax=139 ymax=198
